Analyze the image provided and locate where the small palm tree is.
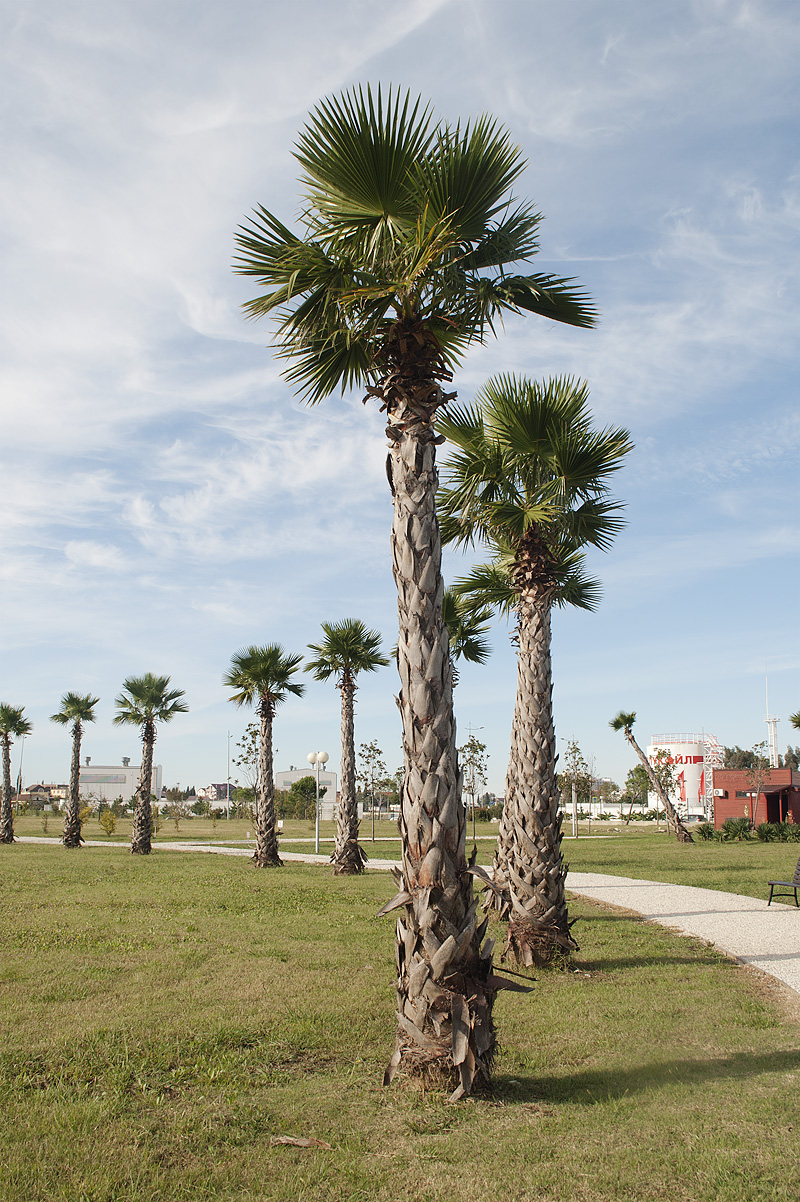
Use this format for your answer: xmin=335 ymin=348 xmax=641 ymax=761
xmin=790 ymin=711 xmax=800 ymax=731
xmin=609 ymin=711 xmax=693 ymax=843
xmin=224 ymin=645 xmax=305 ymax=867
xmin=306 ymin=620 xmax=389 ymax=874
xmin=442 ymin=588 xmax=492 ymax=687
xmin=438 ymin=374 xmax=632 ymax=964
xmin=0 ymin=704 xmax=32 ymax=844
xmin=51 ymin=692 xmax=100 ymax=848
xmin=113 ymin=675 xmax=188 ymax=855
xmin=234 ymin=85 xmax=595 ymax=1094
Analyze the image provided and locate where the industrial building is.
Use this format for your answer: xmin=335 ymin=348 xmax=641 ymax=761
xmin=77 ymin=757 xmax=162 ymax=804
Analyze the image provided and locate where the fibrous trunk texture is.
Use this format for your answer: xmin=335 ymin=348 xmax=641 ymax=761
xmin=254 ymin=701 xmax=281 ymax=867
xmin=487 ymin=659 xmax=522 ymax=916
xmin=332 ymin=677 xmax=366 ymax=875
xmin=62 ymin=721 xmax=84 ymax=848
xmin=499 ymin=589 xmax=577 ymax=965
xmin=627 ymin=733 xmax=693 ymax=843
xmin=130 ymin=724 xmax=155 ymax=855
xmin=370 ymin=323 xmax=498 ymax=1099
xmin=1 ymin=736 xmax=14 ymax=844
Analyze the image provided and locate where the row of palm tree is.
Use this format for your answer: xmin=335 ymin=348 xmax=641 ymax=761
xmin=0 ymin=586 xmax=491 ymax=861
xmin=0 ymin=678 xmax=189 ymax=853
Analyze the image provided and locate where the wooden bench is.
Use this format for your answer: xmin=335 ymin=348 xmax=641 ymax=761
xmin=767 ymin=856 xmax=800 ymax=907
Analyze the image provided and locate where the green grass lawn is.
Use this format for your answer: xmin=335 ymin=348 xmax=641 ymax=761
xmin=18 ymin=811 xmax=800 ymax=904
xmin=1 ymin=842 xmax=798 ymax=1201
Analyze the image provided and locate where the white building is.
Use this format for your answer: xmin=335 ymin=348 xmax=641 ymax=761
xmin=274 ymin=767 xmax=338 ymax=821
xmin=78 ymin=757 xmax=163 ymax=804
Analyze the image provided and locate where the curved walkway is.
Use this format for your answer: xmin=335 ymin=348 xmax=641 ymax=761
xmin=18 ymin=837 xmax=800 ymax=995
xmin=565 ymin=871 xmax=800 ymax=995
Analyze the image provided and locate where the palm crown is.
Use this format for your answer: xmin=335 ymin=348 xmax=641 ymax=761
xmin=610 ymin=711 xmax=638 ymax=736
xmin=0 ymin=704 xmax=32 ymax=741
xmin=51 ymin=692 xmax=100 ymax=728
xmin=234 ymin=85 xmax=596 ymax=402
xmin=113 ymin=675 xmax=188 ymax=729
xmin=306 ymin=620 xmax=389 ymax=687
xmin=438 ymin=374 xmax=632 ymax=595
xmin=224 ymin=645 xmax=305 ymax=712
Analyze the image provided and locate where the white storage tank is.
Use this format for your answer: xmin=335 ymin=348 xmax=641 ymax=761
xmin=646 ymin=733 xmax=718 ymax=820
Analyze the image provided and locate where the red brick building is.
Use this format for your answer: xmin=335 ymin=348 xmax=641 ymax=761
xmin=711 ymin=768 xmax=800 ymax=827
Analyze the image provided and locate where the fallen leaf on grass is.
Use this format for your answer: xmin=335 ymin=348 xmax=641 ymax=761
xmin=270 ymin=1136 xmax=332 ymax=1150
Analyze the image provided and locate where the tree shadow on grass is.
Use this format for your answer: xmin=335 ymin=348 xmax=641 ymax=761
xmin=493 ymin=1047 xmax=800 ymax=1105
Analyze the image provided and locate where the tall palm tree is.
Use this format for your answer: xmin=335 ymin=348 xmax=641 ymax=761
xmin=113 ymin=675 xmax=188 ymax=855
xmin=0 ymin=704 xmax=32 ymax=844
xmin=442 ymin=588 xmax=492 ymax=687
xmin=306 ymin=620 xmax=389 ymax=874
xmin=224 ymin=645 xmax=305 ymax=868
xmin=609 ymin=711 xmax=693 ymax=843
xmin=438 ymin=374 xmax=632 ymax=964
xmin=233 ymin=85 xmax=595 ymax=1095
xmin=51 ymin=692 xmax=100 ymax=848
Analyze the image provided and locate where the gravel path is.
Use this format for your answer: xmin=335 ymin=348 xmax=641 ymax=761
xmin=19 ymin=837 xmax=800 ymax=995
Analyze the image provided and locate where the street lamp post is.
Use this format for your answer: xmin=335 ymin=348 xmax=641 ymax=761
xmin=307 ymin=751 xmax=329 ymax=854
xmin=226 ymin=730 xmax=231 ymax=821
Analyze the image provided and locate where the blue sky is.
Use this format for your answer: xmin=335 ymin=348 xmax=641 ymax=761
xmin=2 ymin=0 xmax=798 ymax=795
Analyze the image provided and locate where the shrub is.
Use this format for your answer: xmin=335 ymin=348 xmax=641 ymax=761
xmin=98 ymin=810 xmax=117 ymax=836
xmin=756 ymin=822 xmax=778 ymax=842
xmin=696 ymin=822 xmax=716 ymax=841
xmin=722 ymin=816 xmax=752 ymax=842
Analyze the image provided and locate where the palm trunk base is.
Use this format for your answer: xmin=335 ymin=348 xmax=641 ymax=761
xmin=384 ymin=969 xmax=498 ymax=1101
xmin=62 ymin=806 xmax=83 ymax=848
xmin=384 ymin=884 xmax=499 ymax=1101
xmin=501 ymin=915 xmax=578 ymax=968
xmin=252 ymin=849 xmax=282 ymax=867
xmin=332 ymin=839 xmax=367 ymax=875
xmin=130 ymin=798 xmax=153 ymax=855
xmin=0 ymin=830 xmax=14 ymax=844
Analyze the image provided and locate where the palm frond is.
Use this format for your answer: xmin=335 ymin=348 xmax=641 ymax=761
xmin=223 ymin=645 xmax=305 ymax=710
xmin=306 ymin=619 xmax=389 ymax=682
xmin=50 ymin=692 xmax=100 ymax=725
xmin=610 ymin=710 xmax=637 ymax=733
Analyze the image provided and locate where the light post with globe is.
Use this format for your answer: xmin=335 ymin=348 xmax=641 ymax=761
xmin=307 ymin=750 xmax=329 ymax=853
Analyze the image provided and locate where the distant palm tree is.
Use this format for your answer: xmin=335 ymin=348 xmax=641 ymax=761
xmin=224 ymin=645 xmax=305 ymax=867
xmin=51 ymin=692 xmax=100 ymax=848
xmin=609 ymin=711 xmax=693 ymax=843
xmin=306 ymin=620 xmax=389 ymax=874
xmin=113 ymin=675 xmax=188 ymax=855
xmin=790 ymin=711 xmax=800 ymax=731
xmin=439 ymin=374 xmax=631 ymax=964
xmin=442 ymin=588 xmax=492 ymax=687
xmin=0 ymin=704 xmax=32 ymax=844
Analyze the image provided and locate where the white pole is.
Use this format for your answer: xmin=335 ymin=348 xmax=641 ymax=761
xmin=572 ymin=782 xmax=578 ymax=838
xmin=315 ymin=757 xmax=320 ymax=854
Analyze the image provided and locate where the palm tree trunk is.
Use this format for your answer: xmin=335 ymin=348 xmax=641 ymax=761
xmin=626 ymin=732 xmax=693 ymax=843
xmin=0 ymin=735 xmax=14 ymax=844
xmin=500 ymin=589 xmax=576 ymax=965
xmin=487 ymin=676 xmax=522 ymax=916
xmin=253 ymin=701 xmax=281 ymax=867
xmin=332 ymin=676 xmax=366 ymax=874
xmin=131 ymin=724 xmax=155 ymax=855
xmin=62 ymin=720 xmax=84 ymax=848
xmin=380 ymin=336 xmax=496 ymax=1099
